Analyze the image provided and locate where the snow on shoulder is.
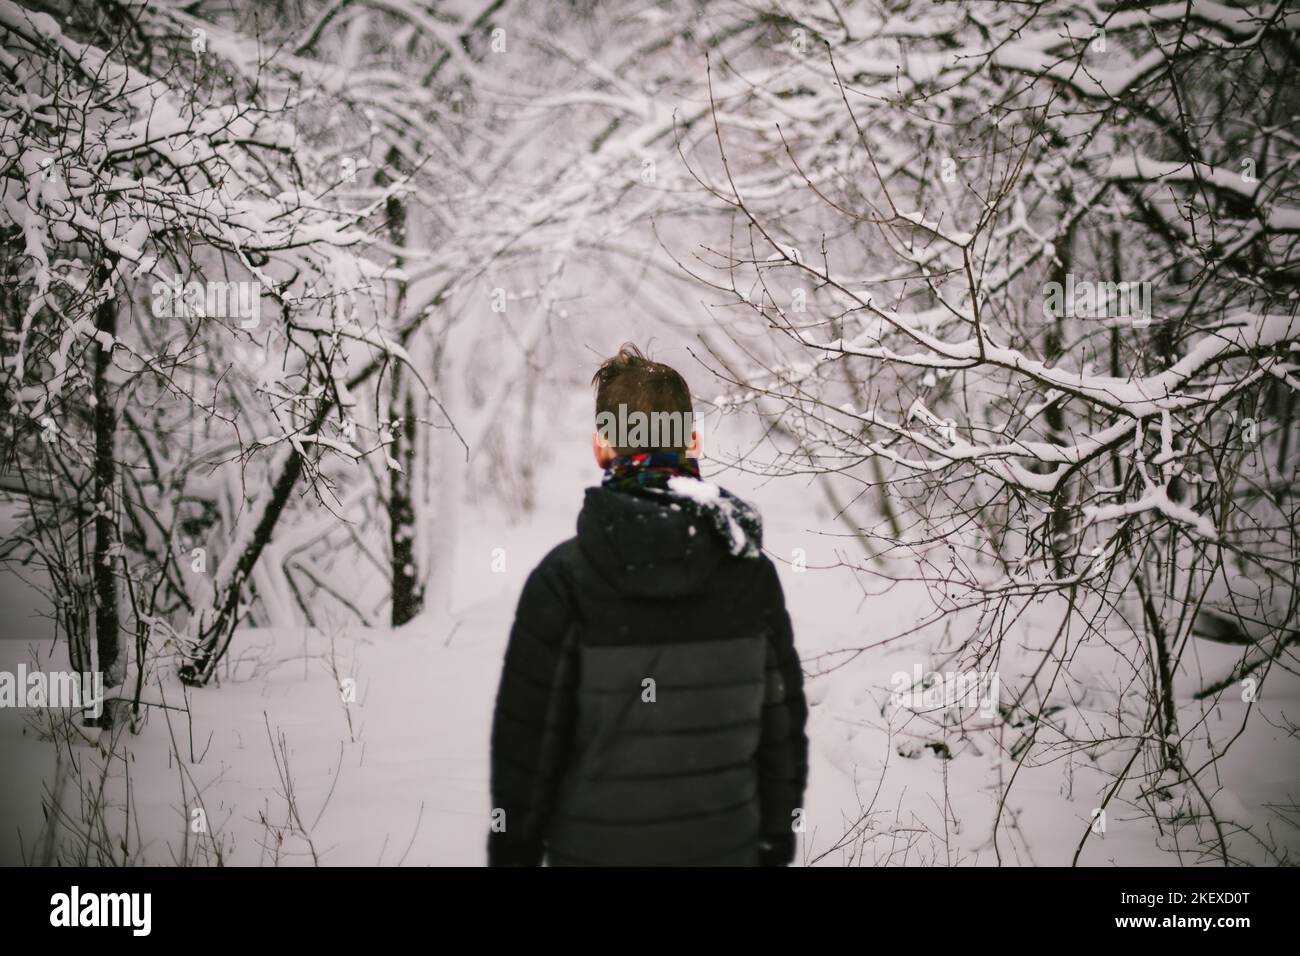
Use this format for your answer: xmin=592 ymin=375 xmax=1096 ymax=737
xmin=665 ymin=476 xmax=762 ymax=559
xmin=667 ymin=476 xmax=721 ymax=501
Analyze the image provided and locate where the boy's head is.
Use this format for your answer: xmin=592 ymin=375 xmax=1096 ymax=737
xmin=591 ymin=344 xmax=698 ymax=467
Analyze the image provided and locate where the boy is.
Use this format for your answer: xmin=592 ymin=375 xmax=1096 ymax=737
xmin=488 ymin=344 xmax=809 ymax=866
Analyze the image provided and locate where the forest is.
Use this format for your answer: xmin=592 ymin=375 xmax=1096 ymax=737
xmin=0 ymin=0 xmax=1296 ymax=868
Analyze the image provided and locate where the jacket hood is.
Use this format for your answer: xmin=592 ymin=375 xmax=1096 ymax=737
xmin=576 ymin=479 xmax=763 ymax=599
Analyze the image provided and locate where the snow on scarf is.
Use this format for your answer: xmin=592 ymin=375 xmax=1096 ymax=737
xmin=601 ymin=451 xmax=763 ymax=559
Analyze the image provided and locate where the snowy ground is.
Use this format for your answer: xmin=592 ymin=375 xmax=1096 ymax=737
xmin=2 ymin=394 xmax=1297 ymax=866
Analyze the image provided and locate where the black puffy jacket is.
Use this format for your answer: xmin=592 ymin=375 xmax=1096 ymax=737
xmin=488 ymin=483 xmax=809 ymax=866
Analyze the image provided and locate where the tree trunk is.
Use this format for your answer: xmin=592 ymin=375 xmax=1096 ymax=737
xmin=380 ymin=149 xmax=424 ymax=627
xmin=388 ymin=365 xmax=423 ymax=626
xmin=1041 ymin=186 xmax=1075 ymax=578
xmin=91 ymin=275 xmax=124 ymax=726
xmin=178 ymin=403 xmax=331 ymax=686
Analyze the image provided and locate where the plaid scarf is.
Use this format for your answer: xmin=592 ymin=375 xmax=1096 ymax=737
xmin=601 ymin=451 xmax=763 ymax=559
xmin=602 ymin=450 xmax=701 ymax=487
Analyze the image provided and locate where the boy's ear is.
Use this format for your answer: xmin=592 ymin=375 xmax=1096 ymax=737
xmin=685 ymin=429 xmax=701 ymax=459
xmin=592 ymin=431 xmax=615 ymax=468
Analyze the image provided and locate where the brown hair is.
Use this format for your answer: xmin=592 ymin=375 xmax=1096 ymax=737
xmin=592 ymin=343 xmax=694 ymax=455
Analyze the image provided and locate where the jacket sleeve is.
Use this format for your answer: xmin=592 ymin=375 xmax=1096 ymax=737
xmin=488 ymin=553 xmax=579 ymax=866
xmin=756 ymin=557 xmax=809 ymax=865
